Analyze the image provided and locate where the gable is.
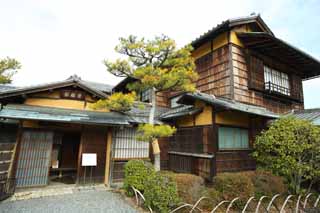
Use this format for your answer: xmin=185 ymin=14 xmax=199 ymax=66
xmin=0 ymin=77 xmax=111 ymax=111
xmin=191 ymin=15 xmax=273 ymax=55
xmin=23 ymin=86 xmax=103 ymax=110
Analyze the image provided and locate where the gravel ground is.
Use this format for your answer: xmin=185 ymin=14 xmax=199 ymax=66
xmin=0 ymin=190 xmax=138 ymax=213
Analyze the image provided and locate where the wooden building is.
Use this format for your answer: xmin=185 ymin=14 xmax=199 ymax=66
xmin=0 ymin=75 xmax=164 ymax=191
xmin=1 ymin=14 xmax=320 ymax=195
xmin=115 ymin=14 xmax=320 ymax=181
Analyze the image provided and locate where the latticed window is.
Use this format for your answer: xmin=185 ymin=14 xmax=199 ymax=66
xmin=264 ymin=66 xmax=290 ymax=96
xmin=112 ymin=128 xmax=149 ymax=159
xmin=218 ymin=127 xmax=249 ymax=150
xmin=60 ymin=90 xmax=85 ymax=100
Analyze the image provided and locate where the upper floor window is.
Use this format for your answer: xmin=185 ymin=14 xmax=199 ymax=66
xmin=60 ymin=90 xmax=85 ymax=100
xmin=264 ymin=65 xmax=290 ymax=96
xmin=140 ymin=89 xmax=151 ymax=103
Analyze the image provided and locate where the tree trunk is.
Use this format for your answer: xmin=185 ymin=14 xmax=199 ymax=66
xmin=149 ymin=87 xmax=161 ymax=171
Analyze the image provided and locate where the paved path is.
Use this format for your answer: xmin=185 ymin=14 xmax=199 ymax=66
xmin=0 ymin=190 xmax=138 ymax=213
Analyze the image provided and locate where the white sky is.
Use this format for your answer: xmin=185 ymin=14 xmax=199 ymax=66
xmin=1 ymin=0 xmax=320 ymax=108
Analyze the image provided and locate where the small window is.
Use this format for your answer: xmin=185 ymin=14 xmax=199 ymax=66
xmin=140 ymin=89 xmax=151 ymax=103
xmin=264 ymin=65 xmax=290 ymax=96
xmin=218 ymin=127 xmax=249 ymax=150
xmin=60 ymin=90 xmax=85 ymax=100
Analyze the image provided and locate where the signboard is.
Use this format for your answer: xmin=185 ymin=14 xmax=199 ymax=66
xmin=82 ymin=153 xmax=97 ymax=166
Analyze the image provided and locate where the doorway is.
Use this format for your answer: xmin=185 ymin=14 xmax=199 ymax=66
xmin=49 ymin=132 xmax=81 ymax=185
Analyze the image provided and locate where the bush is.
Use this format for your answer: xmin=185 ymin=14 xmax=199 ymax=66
xmin=144 ymin=173 xmax=180 ymax=213
xmin=245 ymin=170 xmax=287 ymax=197
xmin=123 ymin=160 xmax=155 ymax=196
xmin=160 ymin=171 xmax=205 ymax=204
xmin=212 ymin=172 xmax=255 ymax=209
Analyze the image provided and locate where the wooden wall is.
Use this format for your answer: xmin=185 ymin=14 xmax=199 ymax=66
xmin=215 ymin=150 xmax=256 ymax=173
xmin=169 ymin=126 xmax=215 ymax=154
xmin=77 ymin=127 xmax=107 ymax=184
xmin=169 ymin=154 xmax=213 ymax=180
xmin=195 ymin=46 xmax=232 ymax=98
xmin=0 ymin=124 xmax=18 ymax=180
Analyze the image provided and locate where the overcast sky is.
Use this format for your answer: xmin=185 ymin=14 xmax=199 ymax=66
xmin=1 ymin=0 xmax=320 ymax=108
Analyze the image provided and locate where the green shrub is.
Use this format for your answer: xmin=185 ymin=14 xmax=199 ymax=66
xmin=212 ymin=172 xmax=255 ymax=209
xmin=123 ymin=160 xmax=155 ymax=196
xmin=144 ymin=173 xmax=180 ymax=213
xmin=166 ymin=172 xmax=205 ymax=204
xmin=245 ymin=170 xmax=287 ymax=197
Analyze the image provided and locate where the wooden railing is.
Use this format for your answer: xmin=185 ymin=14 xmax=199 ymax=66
xmin=264 ymin=81 xmax=291 ymax=96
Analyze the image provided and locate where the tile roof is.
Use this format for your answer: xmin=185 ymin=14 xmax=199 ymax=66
xmin=160 ymin=105 xmax=203 ymax=120
xmin=191 ymin=14 xmax=273 ymax=48
xmin=178 ymin=92 xmax=279 ymax=118
xmin=0 ymin=85 xmax=17 ymax=92
xmin=0 ymin=103 xmax=165 ymax=126
xmin=0 ymin=75 xmax=112 ymax=99
xmin=290 ymin=108 xmax=320 ymax=125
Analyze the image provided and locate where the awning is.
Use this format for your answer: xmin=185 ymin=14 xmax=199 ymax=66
xmin=178 ymin=92 xmax=279 ymax=118
xmin=237 ymin=32 xmax=320 ymax=80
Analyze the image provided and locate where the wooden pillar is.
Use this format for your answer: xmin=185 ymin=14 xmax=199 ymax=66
xmin=9 ymin=123 xmax=22 ymax=179
xmin=104 ymin=128 xmax=112 ymax=186
xmin=76 ymin=126 xmax=84 ymax=184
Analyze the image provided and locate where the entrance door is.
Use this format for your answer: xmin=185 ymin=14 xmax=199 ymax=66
xmin=16 ymin=131 xmax=53 ymax=187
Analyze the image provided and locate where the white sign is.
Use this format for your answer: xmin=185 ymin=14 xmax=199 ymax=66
xmin=82 ymin=153 xmax=97 ymax=166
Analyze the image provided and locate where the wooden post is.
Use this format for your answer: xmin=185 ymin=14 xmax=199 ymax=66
xmin=8 ymin=123 xmax=22 ymax=179
xmin=104 ymin=128 xmax=112 ymax=186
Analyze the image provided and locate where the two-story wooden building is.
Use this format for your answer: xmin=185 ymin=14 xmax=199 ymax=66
xmin=1 ymin=14 xmax=320 ymax=194
xmin=115 ymin=14 xmax=320 ymax=180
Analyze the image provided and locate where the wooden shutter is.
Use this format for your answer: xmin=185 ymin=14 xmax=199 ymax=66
xmin=290 ymin=74 xmax=303 ymax=101
xmin=248 ymin=55 xmax=265 ymax=91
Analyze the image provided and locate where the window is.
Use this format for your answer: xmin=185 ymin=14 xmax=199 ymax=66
xmin=170 ymin=95 xmax=183 ymax=108
xmin=264 ymin=66 xmax=290 ymax=96
xmin=60 ymin=90 xmax=85 ymax=100
xmin=140 ymin=89 xmax=151 ymax=103
xmin=218 ymin=127 xmax=249 ymax=150
xmin=113 ymin=128 xmax=149 ymax=159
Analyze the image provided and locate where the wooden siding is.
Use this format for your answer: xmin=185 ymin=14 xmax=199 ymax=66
xmin=170 ymin=126 xmax=215 ymax=154
xmin=215 ymin=151 xmax=256 ymax=173
xmin=158 ymin=137 xmax=170 ymax=170
xmin=168 ymin=154 xmax=213 ymax=180
xmin=111 ymin=160 xmax=126 ymax=183
xmin=77 ymin=127 xmax=107 ymax=184
xmin=156 ymin=91 xmax=170 ymax=107
xmin=195 ymin=45 xmax=231 ymax=99
xmin=231 ymin=44 xmax=304 ymax=113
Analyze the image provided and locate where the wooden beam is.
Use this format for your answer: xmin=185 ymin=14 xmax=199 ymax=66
xmin=104 ymin=128 xmax=112 ymax=186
